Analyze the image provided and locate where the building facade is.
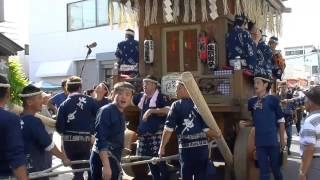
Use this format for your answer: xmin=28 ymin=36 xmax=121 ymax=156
xmin=29 ymin=0 xmax=136 ymax=90
xmin=284 ymin=45 xmax=320 ymax=84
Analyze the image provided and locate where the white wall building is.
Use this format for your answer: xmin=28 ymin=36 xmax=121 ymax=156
xmin=0 ymin=0 xmax=29 ymax=75
xmin=284 ymin=45 xmax=320 ymax=83
xmin=29 ymin=0 xmax=137 ymax=90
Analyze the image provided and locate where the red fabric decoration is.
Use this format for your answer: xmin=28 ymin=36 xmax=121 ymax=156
xmin=199 ymin=35 xmax=209 ymax=62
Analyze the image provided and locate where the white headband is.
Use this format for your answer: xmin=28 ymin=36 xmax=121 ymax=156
xmin=100 ymin=83 xmax=108 ymax=90
xmin=67 ymin=81 xmax=82 ymax=85
xmin=254 ymin=77 xmax=271 ymax=82
xmin=143 ymin=78 xmax=159 ymax=85
xmin=0 ymin=83 xmax=10 ymax=88
xmin=125 ymin=30 xmax=135 ymax=36
xmin=19 ymin=91 xmax=43 ymax=98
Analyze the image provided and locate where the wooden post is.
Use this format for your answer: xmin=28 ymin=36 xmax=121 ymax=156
xmin=181 ymin=72 xmax=233 ymax=166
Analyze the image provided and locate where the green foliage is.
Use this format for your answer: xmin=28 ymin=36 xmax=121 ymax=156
xmin=8 ymin=57 xmax=28 ymax=105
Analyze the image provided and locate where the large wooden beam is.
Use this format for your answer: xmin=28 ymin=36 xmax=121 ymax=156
xmin=181 ymin=72 xmax=233 ymax=166
xmin=267 ymin=0 xmax=292 ymax=13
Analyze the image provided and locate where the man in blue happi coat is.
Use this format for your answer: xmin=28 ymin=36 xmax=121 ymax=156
xmin=56 ymin=76 xmax=99 ymax=180
xmin=226 ymin=15 xmax=257 ymax=75
xmin=159 ymin=80 xmax=220 ymax=180
xmin=90 ymin=82 xmax=135 ymax=180
xmin=248 ymin=22 xmax=273 ymax=79
xmin=0 ymin=75 xmax=28 ymax=180
xmin=20 ymin=84 xmax=71 ymax=180
xmin=115 ymin=29 xmax=139 ymax=77
xmin=248 ymin=73 xmax=286 ymax=180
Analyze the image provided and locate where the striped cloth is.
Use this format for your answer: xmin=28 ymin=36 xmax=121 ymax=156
xmin=300 ymin=111 xmax=320 ymax=156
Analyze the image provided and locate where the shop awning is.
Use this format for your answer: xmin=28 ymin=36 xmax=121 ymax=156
xmin=36 ymin=61 xmax=74 ymax=77
xmin=34 ymin=80 xmax=60 ymax=90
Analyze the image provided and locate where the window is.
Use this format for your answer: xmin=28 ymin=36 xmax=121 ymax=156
xmin=285 ymin=49 xmax=305 ymax=56
xmin=67 ymin=0 xmax=121 ymax=31
xmin=312 ymin=66 xmax=319 ymax=74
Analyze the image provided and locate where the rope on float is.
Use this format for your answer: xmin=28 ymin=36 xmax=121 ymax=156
xmin=28 ymin=154 xmax=178 ymax=179
xmin=122 ymin=154 xmax=179 ymax=167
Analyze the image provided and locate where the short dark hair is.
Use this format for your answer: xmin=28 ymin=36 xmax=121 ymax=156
xmin=21 ymin=84 xmax=41 ymax=107
xmin=254 ymin=73 xmax=272 ymax=91
xmin=247 ymin=21 xmax=256 ymax=32
xmin=66 ymin=76 xmax=82 ymax=93
xmin=0 ymin=75 xmax=9 ymax=99
xmin=234 ymin=14 xmax=246 ymax=27
xmin=84 ymin=89 xmax=94 ymax=96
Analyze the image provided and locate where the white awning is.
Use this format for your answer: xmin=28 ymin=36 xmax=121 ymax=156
xmin=36 ymin=61 xmax=75 ymax=77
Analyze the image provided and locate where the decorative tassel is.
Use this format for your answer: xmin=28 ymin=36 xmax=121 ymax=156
xmin=183 ymin=0 xmax=190 ymax=23
xmin=244 ymin=0 xmax=254 ymax=21
xmin=144 ymin=0 xmax=151 ymax=26
xmin=163 ymin=0 xmax=173 ymax=23
xmin=268 ymin=8 xmax=275 ymax=35
xmin=235 ymin=0 xmax=242 ymax=15
xmin=133 ymin=0 xmax=140 ymax=24
xmin=242 ymin=0 xmax=249 ymax=17
xmin=255 ymin=0 xmax=261 ymax=26
xmin=125 ymin=0 xmax=135 ymax=29
xmin=201 ymin=0 xmax=207 ymax=22
xmin=173 ymin=0 xmax=180 ymax=23
xmin=190 ymin=0 xmax=196 ymax=22
xmin=151 ymin=0 xmax=158 ymax=24
xmin=261 ymin=1 xmax=268 ymax=31
xmin=108 ymin=0 xmax=114 ymax=29
xmin=222 ymin=0 xmax=229 ymax=15
xmin=275 ymin=12 xmax=282 ymax=36
xmin=209 ymin=0 xmax=218 ymax=21
xmin=119 ymin=3 xmax=127 ymax=30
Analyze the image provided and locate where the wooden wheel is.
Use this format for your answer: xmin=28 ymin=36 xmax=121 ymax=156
xmin=234 ymin=127 xmax=259 ymax=180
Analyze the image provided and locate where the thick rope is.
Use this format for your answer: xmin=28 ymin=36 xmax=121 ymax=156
xmin=28 ymin=155 xmax=179 ymax=179
xmin=122 ymin=154 xmax=179 ymax=167
xmin=144 ymin=0 xmax=151 ymax=26
xmin=30 ymin=168 xmax=90 ymax=179
xmin=119 ymin=3 xmax=127 ymax=30
xmin=108 ymin=0 xmax=114 ymax=29
xmin=209 ymin=0 xmax=218 ymax=21
xmin=183 ymin=0 xmax=190 ymax=23
xmin=222 ymin=0 xmax=229 ymax=15
xmin=133 ymin=0 xmax=140 ymax=24
xmin=190 ymin=0 xmax=196 ymax=22
xmin=201 ymin=0 xmax=208 ymax=22
xmin=29 ymin=160 xmax=90 ymax=179
xmin=151 ymin=0 xmax=158 ymax=24
xmin=234 ymin=0 xmax=242 ymax=16
xmin=173 ymin=0 xmax=180 ymax=23
xmin=261 ymin=1 xmax=268 ymax=31
xmin=125 ymin=0 xmax=135 ymax=29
